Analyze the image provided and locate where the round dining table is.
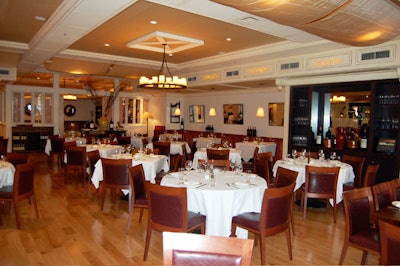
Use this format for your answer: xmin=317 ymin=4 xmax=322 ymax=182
xmin=161 ymin=170 xmax=267 ymax=237
xmin=0 ymin=161 xmax=16 ymax=188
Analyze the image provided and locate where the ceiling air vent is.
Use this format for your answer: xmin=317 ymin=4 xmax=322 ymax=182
xmin=226 ymin=70 xmax=239 ymax=77
xmin=280 ymin=62 xmax=300 ymax=70
xmin=361 ymin=50 xmax=390 ymax=61
xmin=0 ymin=67 xmax=16 ymax=81
xmin=188 ymin=76 xmax=197 ymax=82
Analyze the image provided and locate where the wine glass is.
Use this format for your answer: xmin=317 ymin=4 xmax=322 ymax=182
xmin=185 ymin=160 xmax=193 ymax=172
xmin=330 ymin=151 xmax=337 ymax=160
xmin=230 ymin=160 xmax=236 ymax=171
xmin=291 ymin=149 xmax=297 ymax=159
xmin=318 ymin=149 xmax=325 ymax=160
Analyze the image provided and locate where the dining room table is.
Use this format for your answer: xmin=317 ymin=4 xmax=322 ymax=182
xmin=371 ymin=204 xmax=400 ymax=227
xmin=159 ymin=133 xmax=182 ymax=141
xmin=272 ymin=158 xmax=355 ymax=204
xmin=91 ymin=152 xmax=169 ymax=189
xmin=235 ymin=141 xmax=277 ymax=162
xmin=192 ymin=148 xmax=242 ymax=170
xmin=0 ymin=160 xmax=16 ymax=188
xmin=146 ymin=141 xmax=191 ymax=156
xmin=160 ymin=169 xmax=267 ymax=237
xmin=193 ymin=137 xmax=222 ymax=149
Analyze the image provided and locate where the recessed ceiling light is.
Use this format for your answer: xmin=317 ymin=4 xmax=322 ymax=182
xmin=226 ymin=37 xmax=232 ymax=41
xmin=34 ymin=16 xmax=46 ymax=21
xmin=218 ymin=51 xmax=225 ymax=55
xmin=104 ymin=43 xmax=110 ymax=47
xmin=150 ymin=20 xmax=157 ymax=24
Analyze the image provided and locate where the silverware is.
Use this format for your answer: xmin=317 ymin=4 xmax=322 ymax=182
xmin=226 ymin=182 xmax=231 ymax=187
xmin=195 ymin=183 xmax=207 ymax=188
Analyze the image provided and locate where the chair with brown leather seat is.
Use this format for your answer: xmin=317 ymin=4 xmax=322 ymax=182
xmin=155 ymin=154 xmax=184 ymax=184
xmin=379 ymin=220 xmax=400 ymax=266
xmin=48 ymin=136 xmax=65 ymax=167
xmin=372 ymin=181 xmax=392 ymax=211
xmin=254 ymin=157 xmax=272 ymax=185
xmin=206 ymin=148 xmax=230 ymax=160
xmin=208 ymin=159 xmax=230 ymax=171
xmin=362 ymin=164 xmax=380 ymax=187
xmin=339 ymin=187 xmax=380 ymax=265
xmin=0 ymin=138 xmax=8 ymax=157
xmin=64 ymin=146 xmax=87 ymax=185
xmin=152 ymin=141 xmax=171 ymax=157
xmin=163 ymin=232 xmax=254 ymax=266
xmin=100 ymin=158 xmax=133 ymax=234
xmin=301 ymin=166 xmax=340 ymax=223
xmin=271 ymin=166 xmax=298 ymax=236
xmin=255 ymin=151 xmax=274 ymax=182
xmin=0 ymin=163 xmax=39 ymax=229
xmin=230 ymin=182 xmax=295 ymax=265
xmin=5 ymin=152 xmax=32 ymax=166
xmin=143 ymin=183 xmax=206 ymax=261
xmin=389 ymin=178 xmax=400 ymax=201
xmin=342 ymin=155 xmax=366 ymax=191
xmin=129 ymin=164 xmax=148 ymax=223
xmin=87 ymin=149 xmax=101 ymax=195
xmin=242 ymin=146 xmax=259 ymax=172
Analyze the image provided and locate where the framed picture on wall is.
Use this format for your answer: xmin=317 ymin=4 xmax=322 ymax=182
xmin=170 ymin=102 xmax=180 ymax=123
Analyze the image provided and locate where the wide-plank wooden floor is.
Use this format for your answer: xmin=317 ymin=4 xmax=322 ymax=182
xmin=0 ymin=153 xmax=380 ymax=265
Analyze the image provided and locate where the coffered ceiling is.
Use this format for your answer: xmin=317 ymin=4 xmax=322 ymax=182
xmin=0 ymin=0 xmax=399 ymax=95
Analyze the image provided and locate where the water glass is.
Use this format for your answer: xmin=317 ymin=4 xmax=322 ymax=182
xmin=185 ymin=160 xmax=193 ymax=171
xmin=330 ymin=152 xmax=337 ymax=160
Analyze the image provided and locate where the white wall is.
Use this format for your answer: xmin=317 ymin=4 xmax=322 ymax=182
xmin=63 ymin=99 xmax=96 ymax=121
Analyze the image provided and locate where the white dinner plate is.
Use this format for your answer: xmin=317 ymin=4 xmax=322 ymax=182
xmin=184 ymin=180 xmax=201 ymax=187
xmin=233 ymin=181 xmax=250 ymax=188
xmin=392 ymin=201 xmax=400 ymax=208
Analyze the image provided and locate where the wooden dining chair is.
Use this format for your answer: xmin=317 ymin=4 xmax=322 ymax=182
xmin=339 ymin=187 xmax=380 ymax=265
xmin=255 ymin=151 xmax=274 ymax=182
xmin=301 ymin=166 xmax=340 ymax=223
xmin=152 ymin=141 xmax=171 ymax=157
xmin=5 ymin=152 xmax=32 ymax=166
xmin=242 ymin=146 xmax=259 ymax=172
xmin=208 ymin=159 xmax=230 ymax=171
xmin=129 ymin=164 xmax=148 ymax=223
xmin=143 ymin=183 xmax=206 ymax=261
xmin=116 ymin=136 xmax=131 ymax=146
xmin=271 ymin=166 xmax=298 ymax=236
xmin=230 ymin=183 xmax=295 ymax=265
xmin=48 ymin=136 xmax=65 ymax=167
xmin=64 ymin=146 xmax=87 ymax=185
xmin=0 ymin=163 xmax=39 ymax=229
xmin=100 ymin=158 xmax=133 ymax=234
xmin=372 ymin=181 xmax=392 ymax=211
xmin=378 ymin=220 xmax=400 ymax=266
xmin=206 ymin=148 xmax=230 ymax=160
xmin=342 ymin=155 xmax=366 ymax=191
xmin=254 ymin=157 xmax=272 ymax=185
xmin=163 ymin=232 xmax=254 ymax=266
xmin=87 ymin=149 xmax=101 ymax=195
xmin=362 ymin=164 xmax=380 ymax=187
xmin=389 ymin=178 xmax=400 ymax=201
xmin=0 ymin=138 xmax=9 ymax=157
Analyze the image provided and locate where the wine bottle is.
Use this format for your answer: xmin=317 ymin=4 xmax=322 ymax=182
xmin=89 ymin=120 xmax=95 ymax=129
xmin=180 ymin=119 xmax=184 ymax=130
xmin=109 ymin=119 xmax=114 ymax=131
xmin=315 ymin=126 xmax=323 ymax=145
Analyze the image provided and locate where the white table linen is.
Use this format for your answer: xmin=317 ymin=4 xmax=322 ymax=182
xmin=161 ymin=170 xmax=267 ymax=237
xmin=130 ymin=137 xmax=149 ymax=149
xmin=147 ymin=141 xmax=191 ymax=155
xmin=192 ymin=148 xmax=241 ymax=169
xmin=0 ymin=161 xmax=15 ymax=188
xmin=235 ymin=141 xmax=277 ymax=162
xmin=159 ymin=133 xmax=182 ymax=141
xmin=194 ymin=137 xmax=222 ymax=149
xmin=91 ymin=153 xmax=169 ymax=189
xmin=272 ymin=158 xmax=355 ymax=204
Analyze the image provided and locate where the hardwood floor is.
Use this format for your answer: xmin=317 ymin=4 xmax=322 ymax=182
xmin=0 ymin=153 xmax=379 ymax=265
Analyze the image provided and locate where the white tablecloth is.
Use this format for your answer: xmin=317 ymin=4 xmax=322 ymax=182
xmin=272 ymin=159 xmax=355 ymax=204
xmin=146 ymin=141 xmax=191 ymax=155
xmin=192 ymin=148 xmax=241 ymax=169
xmin=161 ymin=170 xmax=267 ymax=237
xmin=91 ymin=153 xmax=169 ymax=188
xmin=235 ymin=141 xmax=277 ymax=162
xmin=194 ymin=137 xmax=222 ymax=149
xmin=159 ymin=133 xmax=182 ymax=141
xmin=0 ymin=161 xmax=15 ymax=188
xmin=130 ymin=137 xmax=149 ymax=149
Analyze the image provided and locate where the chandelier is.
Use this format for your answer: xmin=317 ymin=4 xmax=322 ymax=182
xmin=139 ymin=44 xmax=187 ymax=89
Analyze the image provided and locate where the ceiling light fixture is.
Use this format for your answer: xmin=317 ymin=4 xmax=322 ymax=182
xmin=138 ymin=44 xmax=187 ymax=89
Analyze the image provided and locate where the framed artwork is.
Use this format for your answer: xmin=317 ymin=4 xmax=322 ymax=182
xmin=189 ymin=105 xmax=205 ymax=123
xmin=170 ymin=102 xmax=180 ymax=123
xmin=269 ymin=102 xmax=284 ymax=126
xmin=64 ymin=104 xmax=76 ymax=117
xmin=223 ymin=104 xmax=243 ymax=124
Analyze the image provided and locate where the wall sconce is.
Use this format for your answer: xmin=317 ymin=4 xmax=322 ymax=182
xmin=174 ymin=107 xmax=181 ymax=116
xmin=256 ymin=107 xmax=265 ymax=117
xmin=208 ymin=107 xmax=216 ymax=116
